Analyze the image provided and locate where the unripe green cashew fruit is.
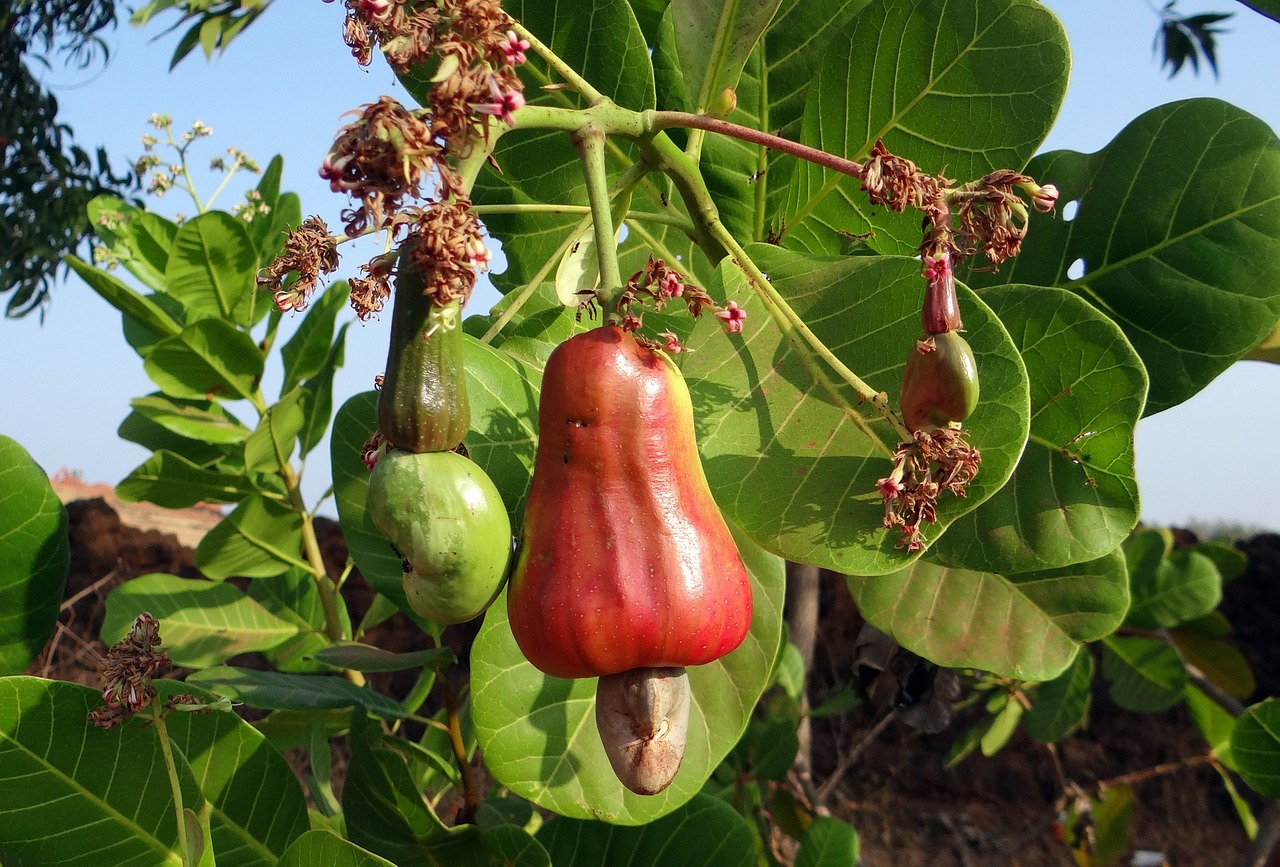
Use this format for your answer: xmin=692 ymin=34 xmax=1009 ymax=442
xmin=900 ymin=330 xmax=980 ymax=432
xmin=377 ymin=237 xmax=471 ymax=453
xmin=367 ymin=448 xmax=511 ymax=624
xmin=506 ymin=325 xmax=753 ymax=795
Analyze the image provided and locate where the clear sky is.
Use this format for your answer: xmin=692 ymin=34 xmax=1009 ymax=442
xmin=3 ymin=1 xmax=1278 ymax=533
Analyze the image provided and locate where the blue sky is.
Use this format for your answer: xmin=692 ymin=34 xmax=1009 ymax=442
xmin=3 ymin=1 xmax=1278 ymax=532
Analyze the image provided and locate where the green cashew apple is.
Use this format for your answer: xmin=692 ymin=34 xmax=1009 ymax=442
xmin=367 ymin=448 xmax=511 ymax=624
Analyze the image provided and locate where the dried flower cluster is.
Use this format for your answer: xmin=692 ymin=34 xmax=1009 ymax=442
xmin=876 ymin=427 xmax=982 ymax=553
xmin=257 ymin=216 xmax=340 ymax=312
xmin=580 ymin=256 xmax=745 ymax=351
xmin=264 ymin=0 xmax=529 ymax=318
xmin=88 ymin=613 xmax=171 ymax=728
xmin=856 ymin=140 xmax=1057 ymax=278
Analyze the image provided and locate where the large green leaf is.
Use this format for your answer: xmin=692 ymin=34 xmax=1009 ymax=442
xmin=1123 ymin=528 xmax=1223 ymax=630
xmin=684 ymin=246 xmax=1029 ymax=574
xmin=780 ymin=0 xmax=1068 ymax=255
xmin=331 ymin=392 xmax=406 ymax=607
xmin=536 ymin=793 xmax=755 ymax=865
xmin=684 ymin=0 xmax=871 ymax=242
xmin=794 ymin=816 xmax=861 ymax=867
xmin=86 ymin=195 xmax=179 ymax=292
xmin=342 ymin=712 xmax=488 ymax=864
xmin=0 ymin=677 xmax=203 ymax=866
xmin=1231 ymin=698 xmax=1280 ymax=798
xmin=298 ymin=323 xmax=349 ymax=457
xmin=117 ymin=449 xmax=257 ymax=508
xmin=195 ymin=494 xmax=305 ymax=580
xmin=165 ymin=211 xmax=260 ymax=325
xmin=929 ymin=286 xmax=1147 ymax=573
xmin=471 ymin=524 xmax=784 ymax=824
xmin=280 ymin=281 xmax=350 ymax=395
xmin=144 ymin=318 xmax=265 ymax=402
xmin=245 ymin=568 xmax=337 ymax=674
xmin=102 ymin=574 xmax=299 ymax=669
xmin=0 ymin=437 xmax=68 ymax=675
xmin=127 ymin=394 xmax=252 ymax=445
xmin=1024 ymin=648 xmax=1093 ymax=744
xmin=158 ymin=683 xmax=309 ymax=866
xmin=665 ymin=0 xmax=781 ymax=116
xmin=244 ymin=387 xmax=308 ymax=476
xmin=965 ymin=99 xmax=1280 ymax=414
xmin=847 ymin=549 xmax=1127 ymax=680
xmin=67 ymin=255 xmax=183 ymax=340
xmin=1100 ymin=635 xmax=1187 ymax=713
xmin=185 ymin=668 xmax=407 ymax=721
xmin=277 ymin=831 xmax=397 ymax=867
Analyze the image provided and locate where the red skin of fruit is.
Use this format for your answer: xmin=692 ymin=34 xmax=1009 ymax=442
xmin=507 ymin=325 xmax=753 ymax=680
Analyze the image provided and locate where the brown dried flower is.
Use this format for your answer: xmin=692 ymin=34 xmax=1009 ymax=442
xmin=408 ymin=199 xmax=487 ymax=306
xmin=876 ymin=427 xmax=982 ymax=553
xmin=258 ymin=216 xmax=340 ymax=312
xmin=89 ymin=613 xmax=171 ymax=728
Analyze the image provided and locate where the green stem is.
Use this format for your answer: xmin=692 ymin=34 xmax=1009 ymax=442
xmin=150 ymin=706 xmax=191 ymax=867
xmin=710 ymin=225 xmax=908 ymax=446
xmin=510 ymin=19 xmax=604 ymax=103
xmin=442 ymin=677 xmax=480 ymax=824
xmin=574 ymin=124 xmax=624 ymax=318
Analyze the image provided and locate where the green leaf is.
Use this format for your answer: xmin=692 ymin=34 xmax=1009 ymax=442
xmin=312 ymin=643 xmax=455 ymax=674
xmin=280 ymin=281 xmax=350 ymax=395
xmin=794 ymin=816 xmax=861 ymax=867
xmin=277 ymin=830 xmax=397 ymax=867
xmin=688 ymin=0 xmax=872 ymax=241
xmin=331 ymin=392 xmax=412 ymax=610
xmin=158 ymin=682 xmax=310 ymax=866
xmin=1232 ymin=698 xmax=1280 ymax=798
xmin=1169 ymin=629 xmax=1256 ymax=700
xmin=780 ymin=0 xmax=1068 ymax=255
xmin=1123 ymin=529 xmax=1222 ymax=630
xmin=245 ymin=568 xmax=337 ymax=675
xmin=101 ymin=574 xmax=299 ymax=668
xmin=471 ymin=524 xmax=784 ymax=824
xmin=128 ymin=394 xmax=252 ymax=445
xmin=0 ymin=677 xmax=203 ymax=866
xmin=0 ymin=437 xmax=68 ymax=675
xmin=196 ymin=494 xmax=305 ymax=580
xmin=165 ymin=211 xmax=260 ymax=325
xmin=144 ymin=318 xmax=265 ymax=402
xmin=1089 ymin=785 xmax=1134 ymax=866
xmin=1024 ymin=649 xmax=1093 ymax=744
xmin=342 ymin=712 xmax=487 ymax=864
xmin=1100 ymin=635 xmax=1187 ymax=713
xmin=666 ymin=0 xmax=781 ymax=115
xmin=980 ymin=695 xmax=1023 ymax=756
xmin=536 ymin=794 xmax=755 ymax=865
xmin=86 ymin=195 xmax=179 ymax=291
xmin=929 ymin=286 xmax=1147 ymax=573
xmin=186 ymin=668 xmax=407 ymax=721
xmin=847 ymin=549 xmax=1128 ymax=681
xmin=67 ymin=255 xmax=183 ymax=340
xmin=1185 ymin=685 xmax=1236 ymax=764
xmin=244 ymin=387 xmax=309 ymax=475
xmin=684 ymin=247 xmax=1030 ymax=575
xmin=298 ymin=324 xmax=349 ymax=457
xmin=117 ymin=449 xmax=256 ymax=508
xmin=966 ymin=99 xmax=1280 ymax=414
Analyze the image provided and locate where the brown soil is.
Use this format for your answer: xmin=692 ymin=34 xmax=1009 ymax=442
xmin=27 ymin=484 xmax=1280 ymax=867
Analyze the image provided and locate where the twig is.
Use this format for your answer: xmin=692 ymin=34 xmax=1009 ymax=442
xmin=815 ymin=711 xmax=895 ymax=804
xmin=1096 ymin=754 xmax=1216 ymax=790
xmin=60 ymin=563 xmax=123 ymax=612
